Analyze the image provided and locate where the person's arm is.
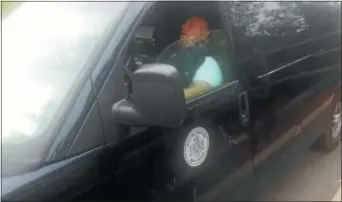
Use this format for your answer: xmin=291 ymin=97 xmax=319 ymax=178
xmin=184 ymin=56 xmax=223 ymax=100
xmin=184 ymin=81 xmax=211 ymax=100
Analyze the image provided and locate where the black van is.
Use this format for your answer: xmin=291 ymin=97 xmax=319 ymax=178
xmin=1 ymin=1 xmax=341 ymax=201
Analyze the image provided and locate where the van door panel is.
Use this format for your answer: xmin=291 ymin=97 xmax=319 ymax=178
xmin=254 ymin=45 xmax=341 ymax=165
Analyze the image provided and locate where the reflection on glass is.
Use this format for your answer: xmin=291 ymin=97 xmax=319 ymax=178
xmin=228 ymin=2 xmax=308 ymax=37
xmin=2 ymin=2 xmax=127 ymax=143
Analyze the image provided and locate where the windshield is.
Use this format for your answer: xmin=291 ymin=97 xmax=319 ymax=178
xmin=2 ymin=2 xmax=127 ymax=144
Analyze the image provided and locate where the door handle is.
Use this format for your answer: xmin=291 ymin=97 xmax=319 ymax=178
xmin=239 ymin=91 xmax=250 ymax=127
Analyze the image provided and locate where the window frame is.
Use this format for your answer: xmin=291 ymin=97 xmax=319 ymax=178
xmin=128 ymin=2 xmax=240 ymax=103
xmin=45 ymin=2 xmax=147 ymax=161
xmin=95 ymin=1 xmax=242 ymax=143
xmin=43 ymin=2 xmax=134 ymax=162
xmin=1 ymin=2 xmax=133 ymax=177
xmin=94 ymin=2 xmax=156 ymax=145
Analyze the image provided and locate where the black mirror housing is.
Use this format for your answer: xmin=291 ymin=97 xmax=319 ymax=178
xmin=112 ymin=63 xmax=187 ymax=128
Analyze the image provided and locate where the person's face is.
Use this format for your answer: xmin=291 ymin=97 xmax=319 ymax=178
xmin=180 ymin=17 xmax=208 ymax=48
xmin=180 ymin=34 xmax=207 ymax=48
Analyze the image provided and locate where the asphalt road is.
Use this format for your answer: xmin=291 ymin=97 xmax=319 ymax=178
xmin=215 ymin=143 xmax=342 ymax=201
xmin=202 ymin=143 xmax=341 ymax=201
xmin=251 ymin=143 xmax=341 ymax=201
xmin=224 ymin=142 xmax=341 ymax=201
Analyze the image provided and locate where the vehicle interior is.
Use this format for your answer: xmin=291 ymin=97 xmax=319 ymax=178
xmin=118 ymin=2 xmax=241 ymax=123
xmin=124 ymin=2 xmax=235 ymax=82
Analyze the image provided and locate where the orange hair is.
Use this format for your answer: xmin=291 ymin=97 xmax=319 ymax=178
xmin=181 ymin=16 xmax=209 ymax=38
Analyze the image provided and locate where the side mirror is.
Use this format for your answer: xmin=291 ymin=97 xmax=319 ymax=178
xmin=112 ymin=63 xmax=187 ymax=128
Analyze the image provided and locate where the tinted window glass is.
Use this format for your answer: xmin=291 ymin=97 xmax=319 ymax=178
xmin=123 ymin=2 xmax=235 ymax=101
xmin=297 ymin=2 xmax=341 ymax=37
xmin=221 ymin=2 xmax=309 ymax=59
xmin=156 ymin=30 xmax=235 ymax=100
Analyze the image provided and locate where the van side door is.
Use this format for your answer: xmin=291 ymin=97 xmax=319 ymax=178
xmin=289 ymin=2 xmax=342 ymax=147
xmin=220 ymin=2 xmax=314 ymax=166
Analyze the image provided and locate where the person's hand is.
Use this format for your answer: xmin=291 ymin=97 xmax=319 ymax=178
xmin=183 ymin=81 xmax=211 ymax=100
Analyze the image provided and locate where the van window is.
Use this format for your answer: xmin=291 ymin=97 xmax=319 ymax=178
xmin=220 ymin=2 xmax=310 ymax=59
xmin=297 ymin=2 xmax=341 ymax=38
xmin=124 ymin=2 xmax=236 ymax=101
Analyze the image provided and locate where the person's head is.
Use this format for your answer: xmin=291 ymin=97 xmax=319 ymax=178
xmin=180 ymin=16 xmax=209 ymax=48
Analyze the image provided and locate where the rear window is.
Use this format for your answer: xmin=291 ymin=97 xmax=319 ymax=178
xmin=221 ymin=2 xmax=341 ymax=59
xmin=297 ymin=2 xmax=341 ymax=37
xmin=220 ymin=2 xmax=310 ymax=59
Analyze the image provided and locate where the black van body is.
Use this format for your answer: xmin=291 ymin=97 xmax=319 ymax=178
xmin=2 ymin=2 xmax=341 ymax=201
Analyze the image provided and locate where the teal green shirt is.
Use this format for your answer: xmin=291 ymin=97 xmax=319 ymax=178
xmin=157 ymin=42 xmax=224 ymax=88
xmin=193 ymin=56 xmax=223 ymax=88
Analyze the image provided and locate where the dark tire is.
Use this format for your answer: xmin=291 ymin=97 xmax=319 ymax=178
xmin=315 ymin=101 xmax=341 ymax=151
xmin=169 ymin=119 xmax=224 ymax=183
